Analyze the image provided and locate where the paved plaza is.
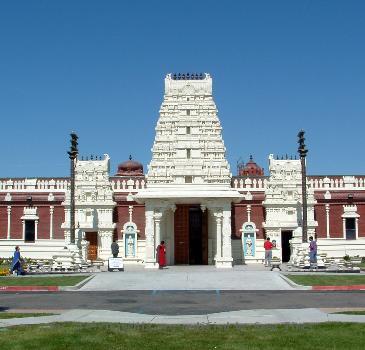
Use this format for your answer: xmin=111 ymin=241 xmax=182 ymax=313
xmin=80 ymin=264 xmax=294 ymax=291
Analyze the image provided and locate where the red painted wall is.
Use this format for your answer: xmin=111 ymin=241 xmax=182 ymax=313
xmin=53 ymin=206 xmax=65 ymax=239
xmin=10 ymin=206 xmax=23 ymax=239
xmin=314 ymin=204 xmax=327 ymax=238
xmin=328 ymin=204 xmax=344 ymax=238
xmin=0 ymin=206 xmax=7 ymax=239
xmin=37 ymin=206 xmax=50 ymax=239
xmin=231 ymin=203 xmax=265 ymax=239
xmin=114 ymin=203 xmax=146 ymax=240
xmin=358 ymin=204 xmax=365 ymax=237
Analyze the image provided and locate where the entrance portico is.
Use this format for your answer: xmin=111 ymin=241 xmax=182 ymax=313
xmin=134 ymin=187 xmax=242 ymax=268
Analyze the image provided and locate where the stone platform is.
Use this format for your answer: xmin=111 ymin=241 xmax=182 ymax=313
xmin=79 ymin=264 xmax=293 ymax=291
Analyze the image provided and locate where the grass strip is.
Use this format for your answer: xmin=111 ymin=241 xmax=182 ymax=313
xmin=285 ymin=274 xmax=365 ymax=286
xmin=0 ymin=312 xmax=56 ymax=319
xmin=0 ymin=275 xmax=89 ymax=287
xmin=333 ymin=311 xmax=365 ymax=315
xmin=0 ymin=323 xmax=364 ymax=350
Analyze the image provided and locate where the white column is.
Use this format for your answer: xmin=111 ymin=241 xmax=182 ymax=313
xmin=98 ymin=231 xmax=113 ymax=260
xmin=214 ymin=212 xmax=223 ymax=265
xmin=64 ymin=230 xmax=71 ymax=245
xmin=22 ymin=220 xmax=25 ymax=240
xmin=247 ymin=205 xmax=251 ymax=222
xmin=49 ymin=206 xmax=54 ymax=239
xmin=325 ymin=204 xmax=330 ymax=239
xmin=145 ymin=209 xmax=158 ymax=268
xmin=220 ymin=207 xmax=233 ymax=268
xmin=356 ymin=218 xmax=359 ymax=239
xmin=343 ymin=218 xmax=346 ymax=239
xmin=7 ymin=206 xmax=11 ymax=239
xmin=35 ymin=220 xmax=38 ymax=240
xmin=154 ymin=212 xmax=163 ymax=258
xmin=81 ymin=239 xmax=90 ymax=261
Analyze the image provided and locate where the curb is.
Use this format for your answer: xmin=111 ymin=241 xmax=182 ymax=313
xmin=0 ymin=286 xmax=59 ymax=292
xmin=279 ymin=274 xmax=311 ymax=290
xmin=312 ymin=285 xmax=365 ymax=291
xmin=60 ymin=274 xmax=95 ymax=291
xmin=0 ymin=274 xmax=94 ymax=293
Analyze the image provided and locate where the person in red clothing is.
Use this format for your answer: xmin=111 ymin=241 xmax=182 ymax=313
xmin=156 ymin=240 xmax=166 ymax=269
xmin=264 ymin=237 xmax=273 ymax=267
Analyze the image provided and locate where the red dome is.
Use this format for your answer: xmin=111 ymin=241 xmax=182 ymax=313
xmin=116 ymin=156 xmax=143 ymax=176
xmin=239 ymin=155 xmax=264 ymax=176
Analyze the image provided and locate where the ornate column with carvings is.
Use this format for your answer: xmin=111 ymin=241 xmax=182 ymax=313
xmin=64 ymin=230 xmax=71 ymax=245
xmin=50 ymin=206 xmax=54 ymax=240
xmin=325 ymin=204 xmax=330 ymax=238
xmin=221 ymin=206 xmax=233 ymax=268
xmin=7 ymin=206 xmax=11 ymax=239
xmin=214 ymin=211 xmax=222 ymax=262
xmin=145 ymin=209 xmax=157 ymax=268
xmin=246 ymin=204 xmax=251 ymax=222
xmin=81 ymin=238 xmax=90 ymax=261
xmin=98 ymin=230 xmax=113 ymax=260
xmin=35 ymin=220 xmax=38 ymax=240
xmin=154 ymin=212 xmax=163 ymax=257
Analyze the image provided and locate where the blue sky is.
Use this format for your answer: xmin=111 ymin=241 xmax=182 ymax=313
xmin=0 ymin=1 xmax=364 ymax=177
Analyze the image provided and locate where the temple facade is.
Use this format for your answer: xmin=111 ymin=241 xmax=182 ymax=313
xmin=1 ymin=73 xmax=365 ymax=267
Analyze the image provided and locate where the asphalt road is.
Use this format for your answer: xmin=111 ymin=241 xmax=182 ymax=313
xmin=1 ymin=290 xmax=365 ymax=315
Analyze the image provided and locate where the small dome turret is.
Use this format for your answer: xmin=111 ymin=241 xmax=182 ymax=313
xmin=115 ymin=155 xmax=143 ymax=176
xmin=238 ymin=155 xmax=264 ymax=176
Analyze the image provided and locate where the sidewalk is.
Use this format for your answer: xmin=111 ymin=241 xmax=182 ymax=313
xmin=1 ymin=308 xmax=365 ymax=327
xmin=79 ymin=265 xmax=294 ymax=291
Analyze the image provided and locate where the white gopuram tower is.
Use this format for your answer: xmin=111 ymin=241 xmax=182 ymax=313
xmin=62 ymin=154 xmax=116 ymax=262
xmin=135 ymin=73 xmax=242 ymax=268
xmin=263 ymin=154 xmax=318 ymax=256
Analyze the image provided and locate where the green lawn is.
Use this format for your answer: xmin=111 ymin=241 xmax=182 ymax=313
xmin=0 ymin=323 xmax=364 ymax=350
xmin=0 ymin=312 xmax=56 ymax=319
xmin=286 ymin=274 xmax=365 ymax=286
xmin=0 ymin=275 xmax=89 ymax=286
xmin=333 ymin=311 xmax=365 ymax=315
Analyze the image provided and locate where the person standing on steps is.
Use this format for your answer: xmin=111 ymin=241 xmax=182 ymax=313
xmin=264 ymin=237 xmax=273 ymax=267
xmin=156 ymin=241 xmax=166 ymax=269
xmin=111 ymin=239 xmax=119 ymax=258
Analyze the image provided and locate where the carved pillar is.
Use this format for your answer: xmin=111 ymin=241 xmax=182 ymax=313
xmin=247 ymin=205 xmax=251 ymax=222
xmin=145 ymin=209 xmax=157 ymax=268
xmin=35 ymin=220 xmax=38 ymax=240
xmin=221 ymin=207 xmax=233 ymax=267
xmin=214 ymin=205 xmax=233 ymax=269
xmin=98 ymin=230 xmax=113 ymax=260
xmin=81 ymin=239 xmax=90 ymax=261
xmin=22 ymin=220 xmax=25 ymax=240
xmin=154 ymin=212 xmax=163 ymax=259
xmin=64 ymin=230 xmax=71 ymax=245
xmin=325 ymin=204 xmax=330 ymax=239
xmin=7 ymin=206 xmax=11 ymax=239
xmin=214 ymin=212 xmax=222 ymax=261
xmin=50 ymin=206 xmax=54 ymax=239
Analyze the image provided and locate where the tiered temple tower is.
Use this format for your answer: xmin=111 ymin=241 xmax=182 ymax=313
xmin=136 ymin=73 xmax=242 ymax=268
xmin=147 ymin=73 xmax=231 ymax=186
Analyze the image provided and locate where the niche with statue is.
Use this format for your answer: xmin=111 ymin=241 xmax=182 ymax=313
xmin=241 ymin=222 xmax=258 ymax=260
xmin=121 ymin=222 xmax=141 ymax=263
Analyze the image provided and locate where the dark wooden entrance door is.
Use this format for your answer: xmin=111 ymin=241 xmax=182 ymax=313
xmin=281 ymin=231 xmax=293 ymax=262
xmin=174 ymin=205 xmax=208 ymax=265
xmin=85 ymin=232 xmax=98 ymax=261
xmin=174 ymin=206 xmax=189 ymax=264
